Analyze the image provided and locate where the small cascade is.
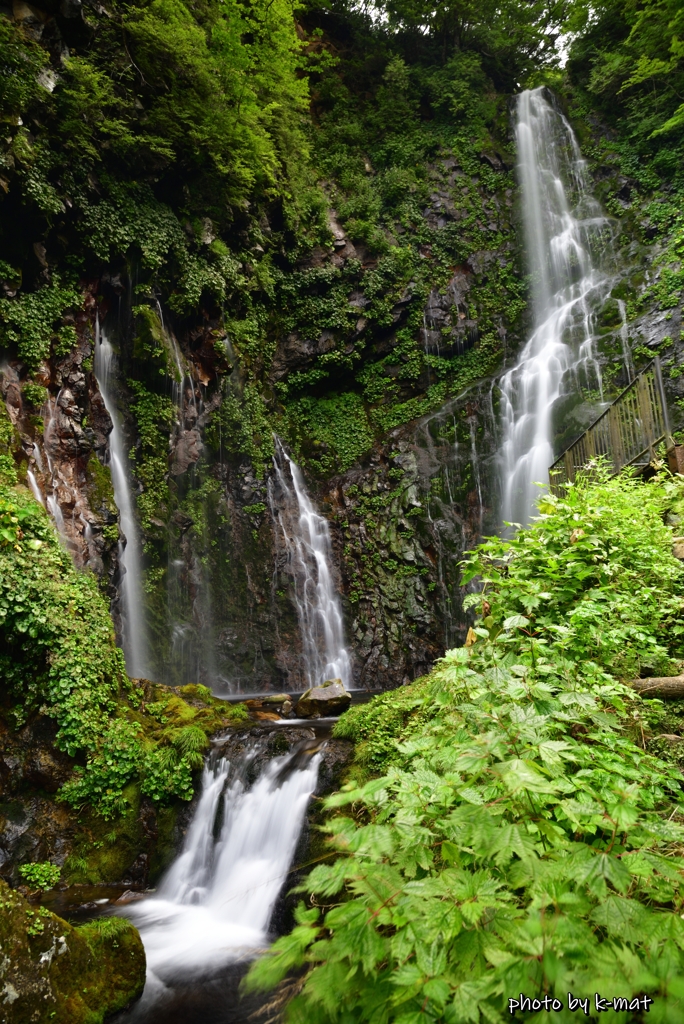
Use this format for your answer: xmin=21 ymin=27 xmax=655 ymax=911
xmin=268 ymin=439 xmax=351 ymax=690
xmin=156 ymin=299 xmax=199 ymax=423
xmin=27 ymin=469 xmax=45 ymax=507
xmin=617 ymin=299 xmax=635 ymax=383
xmin=46 ymin=493 xmax=67 ymax=537
xmin=123 ymin=742 xmax=321 ymax=995
xmin=94 ymin=320 xmax=150 ymax=679
xmin=153 ymin=301 xmax=218 ymax=688
xmin=500 ymin=88 xmax=614 ymax=525
xmin=413 ymin=382 xmax=499 ymax=647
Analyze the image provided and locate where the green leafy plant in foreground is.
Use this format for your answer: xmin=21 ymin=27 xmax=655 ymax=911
xmin=246 ymin=470 xmax=684 ymax=1022
xmin=18 ymin=861 xmax=61 ymax=891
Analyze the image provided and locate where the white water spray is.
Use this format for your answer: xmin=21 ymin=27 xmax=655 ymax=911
xmin=500 ymin=88 xmax=613 ymax=525
xmin=27 ymin=469 xmax=45 ymax=507
xmin=125 ymin=744 xmax=320 ymax=993
xmin=94 ymin=320 xmax=150 ymax=678
xmin=269 ymin=440 xmax=351 ymax=689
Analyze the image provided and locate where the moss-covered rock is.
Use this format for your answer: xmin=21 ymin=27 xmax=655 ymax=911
xmin=0 ymin=878 xmax=145 ymax=1023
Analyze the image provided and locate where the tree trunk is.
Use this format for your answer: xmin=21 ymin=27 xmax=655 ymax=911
xmin=630 ymin=675 xmax=684 ymax=699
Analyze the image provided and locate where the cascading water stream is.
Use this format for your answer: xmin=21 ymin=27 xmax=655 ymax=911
xmin=27 ymin=469 xmax=45 ymax=507
xmin=269 ymin=439 xmax=351 ymax=689
xmin=122 ymin=742 xmax=321 ymax=1007
xmin=94 ymin=319 xmax=150 ymax=678
xmin=499 ymin=88 xmax=614 ymax=525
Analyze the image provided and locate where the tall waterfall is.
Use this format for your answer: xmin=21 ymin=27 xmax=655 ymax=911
xmin=94 ymin=321 xmax=150 ymax=678
xmin=500 ymin=88 xmax=613 ymax=525
xmin=269 ymin=440 xmax=351 ymax=690
xmin=124 ymin=743 xmax=321 ymax=995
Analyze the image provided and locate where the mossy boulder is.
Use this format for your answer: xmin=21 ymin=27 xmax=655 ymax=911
xmin=295 ymin=679 xmax=351 ymax=718
xmin=0 ymin=878 xmax=145 ymax=1022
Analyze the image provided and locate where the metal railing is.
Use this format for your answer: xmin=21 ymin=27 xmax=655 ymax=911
xmin=549 ymin=357 xmax=672 ymax=495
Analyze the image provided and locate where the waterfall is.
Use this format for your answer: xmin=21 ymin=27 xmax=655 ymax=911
xmin=94 ymin=320 xmax=150 ymax=679
xmin=617 ymin=299 xmax=635 ymax=382
xmin=27 ymin=469 xmax=45 ymax=507
xmin=123 ymin=743 xmax=321 ymax=993
xmin=269 ymin=440 xmax=351 ymax=690
xmin=499 ymin=88 xmax=613 ymax=525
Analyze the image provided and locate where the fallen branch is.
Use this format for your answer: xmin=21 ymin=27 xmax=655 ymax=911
xmin=630 ymin=675 xmax=684 ymax=699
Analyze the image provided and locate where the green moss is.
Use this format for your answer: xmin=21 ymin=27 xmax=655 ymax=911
xmin=0 ymin=398 xmax=19 ymax=485
xmin=282 ymin=392 xmax=374 ymax=475
xmin=85 ymin=454 xmax=117 ymax=517
xmin=127 ymin=381 xmax=175 ymax=532
xmin=0 ymin=877 xmax=145 ymax=1023
xmin=132 ymin=304 xmax=177 ymax=379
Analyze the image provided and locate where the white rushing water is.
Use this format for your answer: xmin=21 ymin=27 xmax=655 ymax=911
xmin=269 ymin=439 xmax=351 ymax=689
xmin=124 ymin=744 xmax=320 ymax=997
xmin=499 ymin=87 xmax=613 ymax=525
xmin=27 ymin=469 xmax=45 ymax=507
xmin=94 ymin=320 xmax=150 ymax=678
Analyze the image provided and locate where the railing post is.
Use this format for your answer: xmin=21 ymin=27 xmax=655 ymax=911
xmin=637 ymin=370 xmax=655 ymax=459
xmin=654 ymin=355 xmax=674 ymax=449
xmin=608 ymin=403 xmax=622 ymax=474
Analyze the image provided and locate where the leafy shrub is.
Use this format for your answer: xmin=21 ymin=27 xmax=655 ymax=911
xmin=21 ymin=383 xmax=48 ymax=408
xmin=0 ymin=486 xmax=126 ymax=754
xmin=246 ymin=470 xmax=684 ymax=1022
xmin=19 ymin=862 xmax=61 ymax=891
xmin=0 ymin=281 xmax=82 ymax=371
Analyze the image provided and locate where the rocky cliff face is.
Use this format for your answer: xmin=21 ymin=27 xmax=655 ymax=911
xmin=77 ymin=147 xmax=523 ymax=694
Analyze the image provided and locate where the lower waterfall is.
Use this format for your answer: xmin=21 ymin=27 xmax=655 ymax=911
xmin=120 ymin=740 xmax=321 ymax=1010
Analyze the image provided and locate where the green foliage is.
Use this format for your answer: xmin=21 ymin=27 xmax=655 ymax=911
xmin=173 ymin=723 xmax=210 ymax=760
xmin=377 ymin=0 xmax=565 ymax=89
xmin=0 ymin=485 xmax=126 ymax=754
xmin=465 ymin=468 xmax=684 ymax=681
xmin=0 ymin=281 xmax=82 ymax=371
xmin=60 ymin=683 xmax=248 ymax=817
xmin=247 ymin=470 xmax=684 ymax=1022
xmin=84 ymin=916 xmax=136 ymax=940
xmin=18 ymin=861 xmax=61 ymax=891
xmin=209 ymin=380 xmax=275 ymax=479
xmin=267 ymin=25 xmax=524 ymax=474
xmin=567 ymin=0 xmax=684 ymax=172
xmin=127 ymin=381 xmax=175 ymax=530
xmin=283 ymin=392 xmax=374 ymax=476
xmin=21 ymin=382 xmax=48 ymax=408
xmin=333 ymin=681 xmax=435 ymax=775
xmin=0 ymin=400 xmax=18 ymax=486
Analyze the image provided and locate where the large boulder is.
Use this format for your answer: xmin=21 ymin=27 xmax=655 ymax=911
xmin=0 ymin=878 xmax=145 ymax=1022
xmin=295 ymin=679 xmax=351 ymax=718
